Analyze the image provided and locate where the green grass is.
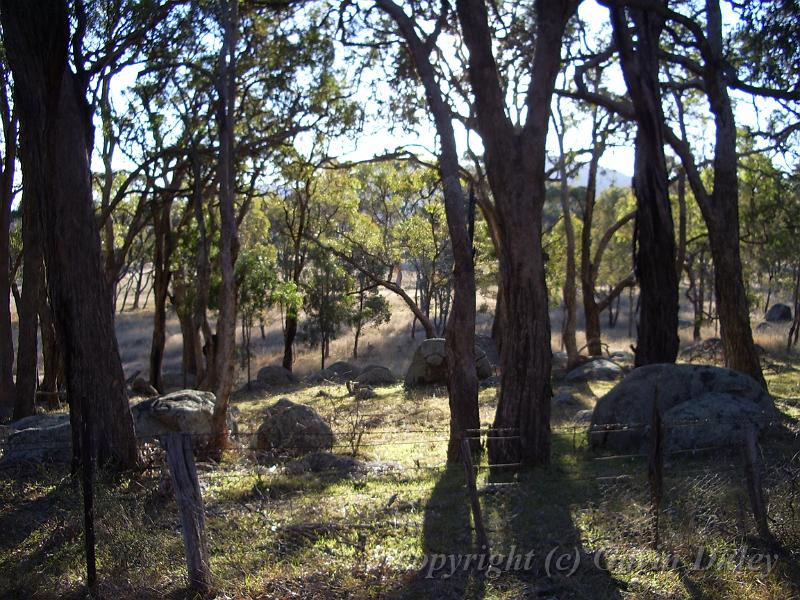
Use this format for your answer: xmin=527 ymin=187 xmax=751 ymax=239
xmin=2 ymin=361 xmax=800 ymax=599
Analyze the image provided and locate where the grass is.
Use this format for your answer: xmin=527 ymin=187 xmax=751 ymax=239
xmin=2 ymin=357 xmax=800 ymax=599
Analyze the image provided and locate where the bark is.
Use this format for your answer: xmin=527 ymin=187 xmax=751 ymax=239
xmin=39 ymin=284 xmax=61 ymax=405
xmin=149 ymin=199 xmax=173 ymax=392
xmin=172 ymin=278 xmax=198 ymax=385
xmin=0 ymin=69 xmax=15 ymax=412
xmin=377 ymin=0 xmax=479 ymax=461
xmin=282 ymin=313 xmax=297 ymax=370
xmin=580 ymin=121 xmax=605 ymax=357
xmin=2 ymin=0 xmax=137 ymax=468
xmin=14 ymin=196 xmax=44 ymax=419
xmin=457 ymin=0 xmax=577 ymax=466
xmin=662 ymin=0 xmax=765 ymax=387
xmin=211 ymin=0 xmax=240 ymax=449
xmin=675 ymin=168 xmax=687 ymax=280
xmin=611 ymin=3 xmax=679 ymax=367
xmin=190 ymin=145 xmax=212 ymax=386
xmin=554 ymin=106 xmax=579 ymax=370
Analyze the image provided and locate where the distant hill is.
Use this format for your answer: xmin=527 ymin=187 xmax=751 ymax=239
xmin=569 ymin=163 xmax=631 ymax=195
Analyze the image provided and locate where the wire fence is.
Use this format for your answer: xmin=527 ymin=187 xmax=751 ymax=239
xmin=1 ymin=411 xmax=800 ymax=599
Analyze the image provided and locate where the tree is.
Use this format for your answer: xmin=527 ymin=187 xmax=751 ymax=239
xmin=1 ymin=0 xmax=137 ymax=468
xmin=302 ymin=249 xmax=355 ymax=369
xmin=654 ymin=0 xmax=772 ymax=386
xmin=0 ymin=56 xmax=15 ymax=413
xmin=610 ymin=1 xmax=679 ymax=366
xmin=350 ymin=271 xmax=390 ymax=359
xmin=553 ymin=98 xmax=580 ymax=371
xmin=456 ymin=0 xmax=578 ymax=466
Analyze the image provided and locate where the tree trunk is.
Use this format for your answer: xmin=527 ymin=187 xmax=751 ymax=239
xmin=457 ymin=0 xmax=577 ymax=466
xmin=554 ymin=107 xmax=579 ymax=371
xmin=665 ymin=0 xmax=765 ymax=387
xmin=0 ymin=71 xmax=16 ymax=413
xmin=611 ymin=3 xmax=679 ymax=367
xmin=702 ymin=1 xmax=763 ymax=386
xmin=211 ymin=0 xmax=240 ymax=450
xmin=150 ymin=200 xmax=172 ymax=392
xmin=14 ymin=193 xmax=44 ymax=419
xmin=378 ymin=0 xmax=479 ymax=461
xmin=2 ymin=0 xmax=137 ymax=468
xmin=39 ymin=284 xmax=61 ymax=405
xmin=580 ymin=119 xmax=605 ymax=357
xmin=675 ymin=168 xmax=687 ymax=280
xmin=282 ymin=313 xmax=297 ymax=371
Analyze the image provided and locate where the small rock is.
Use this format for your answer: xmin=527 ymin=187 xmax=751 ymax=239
xmin=766 ymin=303 xmax=792 ymax=323
xmin=254 ymin=398 xmax=334 ymax=456
xmin=354 ymin=386 xmax=377 ymax=400
xmin=256 ymin=365 xmax=299 ymax=386
xmin=564 ymin=358 xmax=624 ymax=383
xmin=0 ymin=413 xmax=71 ymax=466
xmin=355 ymin=365 xmax=395 ymax=386
xmin=405 ymin=338 xmax=494 ymax=386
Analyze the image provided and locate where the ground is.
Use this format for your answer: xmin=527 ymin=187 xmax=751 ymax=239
xmin=2 ymin=294 xmax=800 ymax=599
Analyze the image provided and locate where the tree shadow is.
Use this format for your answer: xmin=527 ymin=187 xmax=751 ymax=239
xmin=384 ymin=434 xmax=629 ymax=599
xmin=385 ymin=463 xmax=488 ymax=600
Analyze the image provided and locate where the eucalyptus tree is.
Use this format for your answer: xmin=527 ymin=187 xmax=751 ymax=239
xmin=323 ymin=161 xmax=445 ymax=341
xmin=608 ymin=1 xmax=679 ymax=366
xmin=0 ymin=56 xmax=14 ymax=414
xmin=454 ymin=0 xmax=579 ymax=466
xmin=0 ymin=0 xmax=150 ymax=468
xmin=343 ymin=0 xmax=578 ymax=464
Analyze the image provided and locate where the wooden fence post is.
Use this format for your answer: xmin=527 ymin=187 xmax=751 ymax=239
xmin=648 ymin=397 xmax=664 ymax=550
xmin=162 ymin=433 xmax=211 ymax=592
xmin=742 ymin=425 xmax=773 ymax=543
xmin=461 ymin=436 xmax=489 ymax=552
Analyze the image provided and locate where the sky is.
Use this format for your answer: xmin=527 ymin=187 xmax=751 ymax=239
xmin=98 ymin=0 xmax=787 ymax=187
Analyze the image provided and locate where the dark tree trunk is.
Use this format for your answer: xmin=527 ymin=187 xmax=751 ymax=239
xmin=39 ymin=284 xmax=61 ymax=404
xmin=0 ymin=70 xmax=15 ymax=413
xmin=702 ymin=1 xmax=763 ymax=386
xmin=554 ymin=106 xmax=579 ymax=371
xmin=2 ymin=0 xmax=137 ymax=468
xmin=282 ymin=313 xmax=297 ymax=371
xmin=580 ymin=119 xmax=605 ymax=357
xmin=14 ymin=194 xmax=44 ymax=419
xmin=611 ymin=3 xmax=679 ymax=367
xmin=150 ymin=200 xmax=172 ymax=392
xmin=457 ymin=0 xmax=577 ymax=466
xmin=664 ymin=0 xmax=765 ymax=387
xmin=675 ymin=168 xmax=687 ymax=280
xmin=210 ymin=0 xmax=240 ymax=447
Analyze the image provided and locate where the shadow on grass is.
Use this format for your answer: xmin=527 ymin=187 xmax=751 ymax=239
xmin=386 ymin=437 xmax=626 ymax=600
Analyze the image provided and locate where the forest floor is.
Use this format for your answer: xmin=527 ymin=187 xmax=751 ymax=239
xmin=2 ymin=325 xmax=800 ymax=599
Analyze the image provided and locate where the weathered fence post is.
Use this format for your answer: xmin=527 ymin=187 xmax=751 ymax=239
xmin=742 ymin=425 xmax=773 ymax=543
xmin=648 ymin=395 xmax=664 ymax=550
xmin=162 ymin=433 xmax=211 ymax=592
xmin=461 ymin=436 xmax=489 ymax=552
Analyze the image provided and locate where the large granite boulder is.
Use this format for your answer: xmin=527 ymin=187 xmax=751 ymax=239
xmin=0 ymin=413 xmax=71 ymax=466
xmin=256 ymin=365 xmax=299 ymax=386
xmin=589 ymin=364 xmax=776 ymax=453
xmin=254 ymin=398 xmax=333 ymax=455
xmin=564 ymin=358 xmax=624 ymax=383
xmin=355 ymin=365 xmax=396 ymax=386
xmin=766 ymin=303 xmax=792 ymax=323
xmin=131 ymin=389 xmax=238 ymax=440
xmin=405 ymin=338 xmax=493 ymax=386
